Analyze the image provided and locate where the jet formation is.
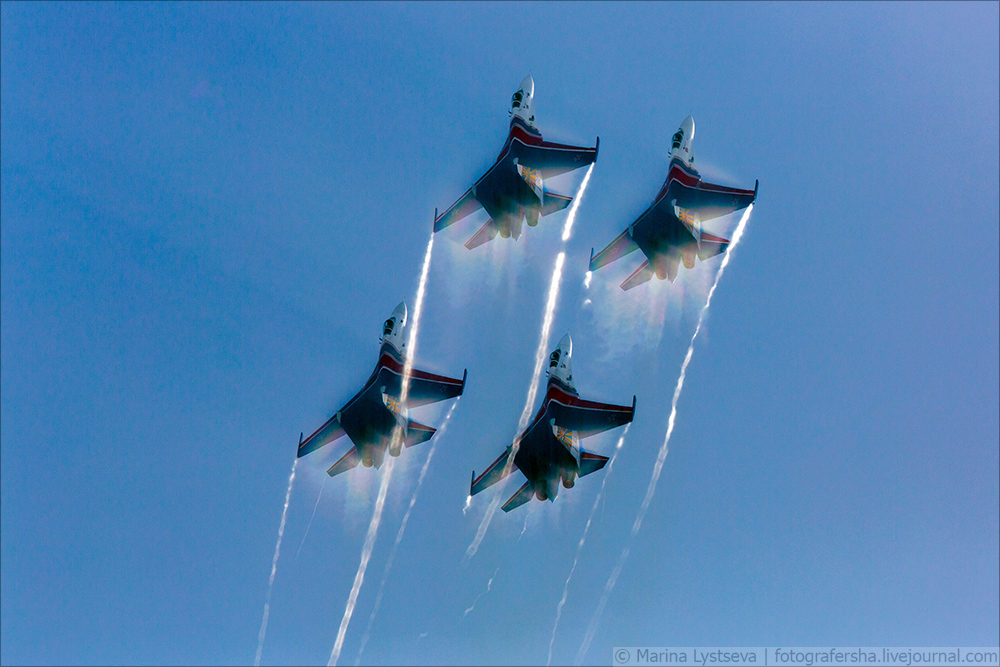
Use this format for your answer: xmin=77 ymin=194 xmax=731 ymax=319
xmin=296 ymin=77 xmax=757 ymax=514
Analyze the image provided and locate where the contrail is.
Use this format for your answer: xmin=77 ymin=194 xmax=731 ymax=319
xmin=466 ymin=165 xmax=594 ymax=559
xmin=463 ymin=566 xmax=501 ymax=617
xmin=575 ymin=205 xmax=753 ymax=665
xmin=547 ymin=425 xmax=629 ymax=666
xmin=296 ymin=476 xmax=327 ymax=561
xmin=255 ymin=457 xmax=299 ymax=667
xmin=327 ymin=232 xmax=437 ymax=667
xmin=354 ymin=399 xmax=461 ymax=665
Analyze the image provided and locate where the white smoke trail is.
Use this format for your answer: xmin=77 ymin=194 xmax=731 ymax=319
xmin=354 ymin=399 xmax=460 ymax=665
xmin=466 ymin=165 xmax=594 ymax=559
xmin=517 ymin=506 xmax=532 ymax=543
xmin=399 ymin=232 xmax=436 ymax=409
xmin=561 ymin=164 xmax=594 ymax=242
xmin=463 ymin=566 xmax=501 ymax=617
xmin=296 ymin=476 xmax=327 ymax=561
xmin=327 ymin=232 xmax=437 ymax=667
xmin=327 ymin=457 xmax=395 ymax=667
xmin=575 ymin=205 xmax=753 ymax=665
xmin=254 ymin=457 xmax=299 ymax=667
xmin=547 ymin=425 xmax=629 ymax=666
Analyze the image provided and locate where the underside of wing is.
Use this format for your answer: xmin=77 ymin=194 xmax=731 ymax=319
xmin=516 ymin=136 xmax=599 ymax=179
xmin=590 ymin=227 xmax=640 ymax=272
xmin=548 ymin=394 xmax=635 ymax=439
xmin=298 ymin=415 xmax=347 ymax=458
xmin=470 ymin=448 xmax=516 ymax=497
xmin=405 ymin=368 xmax=466 ymax=408
xmin=682 ymin=178 xmax=757 ymax=223
xmin=435 ymin=187 xmax=483 ymax=232
xmin=501 ymin=481 xmax=533 ymax=512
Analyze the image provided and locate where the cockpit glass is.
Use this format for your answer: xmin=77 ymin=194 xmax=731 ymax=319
xmin=383 ymin=319 xmax=394 ymax=337
xmin=549 ymin=351 xmax=560 ymax=367
xmin=511 ymin=91 xmax=523 ymax=108
xmin=672 ymin=131 xmax=683 ymax=149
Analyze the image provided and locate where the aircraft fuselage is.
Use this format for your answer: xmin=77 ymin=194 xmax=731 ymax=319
xmin=630 ymin=158 xmax=707 ymax=280
xmin=336 ymin=342 xmax=409 ymax=469
xmin=513 ymin=385 xmax=582 ymax=502
xmin=475 ymin=126 xmax=549 ymax=240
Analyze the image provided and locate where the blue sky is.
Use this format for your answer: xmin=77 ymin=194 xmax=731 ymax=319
xmin=2 ymin=2 xmax=997 ymax=665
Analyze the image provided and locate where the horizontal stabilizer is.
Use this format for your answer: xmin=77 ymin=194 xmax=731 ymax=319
xmin=404 ymin=419 xmax=436 ymax=448
xmin=327 ymin=447 xmax=361 ymax=477
xmin=590 ymin=229 xmax=640 ymax=271
xmin=501 ymin=481 xmax=533 ymax=513
xmin=541 ymin=192 xmax=573 ymax=217
xmin=696 ymin=231 xmax=730 ymax=261
xmin=465 ymin=219 xmax=498 ymax=250
xmin=620 ymin=260 xmax=654 ymax=291
xmin=579 ymin=451 xmax=609 ymax=478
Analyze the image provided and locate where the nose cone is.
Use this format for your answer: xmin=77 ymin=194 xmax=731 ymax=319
xmin=680 ymin=115 xmax=695 ymax=140
xmin=391 ymin=300 xmax=408 ymax=326
xmin=520 ymin=75 xmax=534 ymax=97
xmin=556 ymin=333 xmax=572 ymax=358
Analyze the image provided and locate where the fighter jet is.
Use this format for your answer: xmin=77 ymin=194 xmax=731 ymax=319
xmin=589 ymin=116 xmax=757 ymax=289
xmin=434 ymin=75 xmax=599 ymax=249
xmin=469 ymin=335 xmax=634 ymax=512
xmin=297 ymin=301 xmax=466 ymax=476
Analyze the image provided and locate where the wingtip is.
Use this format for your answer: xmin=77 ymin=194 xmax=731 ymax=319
xmin=470 ymin=471 xmax=475 ymax=496
xmin=595 ymin=136 xmax=600 ymax=162
xmin=754 ymin=179 xmax=759 ymax=199
xmin=462 ymin=368 xmax=468 ymax=388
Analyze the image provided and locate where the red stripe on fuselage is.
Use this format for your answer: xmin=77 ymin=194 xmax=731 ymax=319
xmin=518 ymin=381 xmax=633 ymax=440
xmin=375 ymin=353 xmax=464 ymax=386
xmin=653 ymin=158 xmax=755 ymax=205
